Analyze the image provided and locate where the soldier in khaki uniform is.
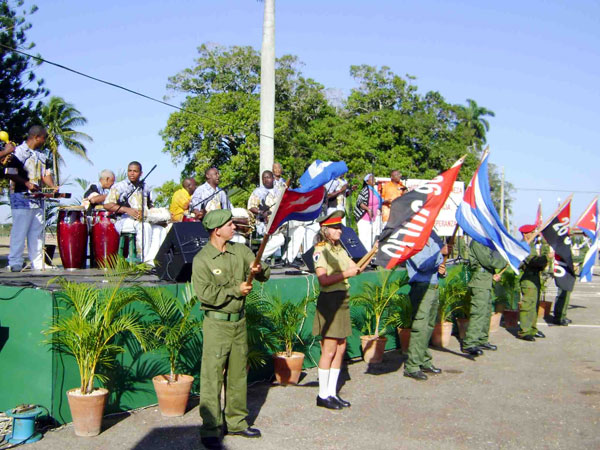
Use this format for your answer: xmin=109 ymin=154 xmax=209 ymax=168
xmin=462 ymin=239 xmax=507 ymax=355
xmin=312 ymin=210 xmax=362 ymax=410
xmin=192 ymin=209 xmax=270 ymax=450
xmin=517 ymin=224 xmax=548 ymax=341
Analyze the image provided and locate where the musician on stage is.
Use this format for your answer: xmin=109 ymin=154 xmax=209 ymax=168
xmin=82 ymin=169 xmax=115 ymax=209
xmin=189 ymin=168 xmax=231 ymax=220
xmin=103 ymin=161 xmax=166 ymax=266
xmin=247 ymin=170 xmax=285 ymax=259
xmin=0 ymin=140 xmax=16 ymax=161
xmin=169 ymin=177 xmax=197 ymax=222
xmin=272 ymin=162 xmax=286 ymax=193
xmin=5 ymin=126 xmax=57 ymax=272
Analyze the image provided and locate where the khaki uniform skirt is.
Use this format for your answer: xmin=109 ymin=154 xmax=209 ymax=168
xmin=312 ymin=290 xmax=352 ymax=339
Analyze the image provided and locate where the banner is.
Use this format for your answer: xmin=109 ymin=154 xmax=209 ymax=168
xmin=375 ymin=156 xmax=465 ymax=269
xmin=541 ymin=199 xmax=576 ymax=292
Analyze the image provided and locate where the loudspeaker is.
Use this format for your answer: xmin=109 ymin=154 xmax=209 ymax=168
xmin=155 ymin=222 xmax=210 ymax=282
xmin=301 ymin=225 xmax=367 ymax=273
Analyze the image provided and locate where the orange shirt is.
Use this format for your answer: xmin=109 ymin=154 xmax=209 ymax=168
xmin=381 ymin=181 xmax=406 ymax=222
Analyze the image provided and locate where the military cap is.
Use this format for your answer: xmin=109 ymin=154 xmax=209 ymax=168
xmin=518 ymin=224 xmax=536 ymax=234
xmin=202 ymin=209 xmax=233 ymax=231
xmin=317 ymin=210 xmax=345 ymax=227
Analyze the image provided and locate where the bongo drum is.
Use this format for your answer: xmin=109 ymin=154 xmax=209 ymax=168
xmin=57 ymin=206 xmax=88 ymax=269
xmin=91 ymin=207 xmax=119 ymax=267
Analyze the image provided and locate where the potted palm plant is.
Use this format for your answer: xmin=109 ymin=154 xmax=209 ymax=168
xmin=350 ymin=269 xmax=408 ymax=364
xmin=141 ymin=284 xmax=202 ymax=417
xmin=385 ymin=292 xmax=412 ymax=354
xmin=432 ymin=265 xmax=467 ymax=348
xmin=263 ymin=292 xmax=313 ymax=385
xmin=45 ymin=262 xmax=148 ymax=437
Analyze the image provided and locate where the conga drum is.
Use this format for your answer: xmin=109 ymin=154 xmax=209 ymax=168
xmin=57 ymin=206 xmax=88 ymax=269
xmin=91 ymin=208 xmax=120 ymax=267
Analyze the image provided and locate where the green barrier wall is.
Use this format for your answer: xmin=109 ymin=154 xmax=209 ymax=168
xmin=0 ymin=270 xmax=408 ymax=424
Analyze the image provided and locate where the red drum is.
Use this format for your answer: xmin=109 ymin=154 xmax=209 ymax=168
xmin=57 ymin=206 xmax=88 ymax=269
xmin=182 ymin=214 xmax=199 ymax=222
xmin=91 ymin=208 xmax=120 ymax=267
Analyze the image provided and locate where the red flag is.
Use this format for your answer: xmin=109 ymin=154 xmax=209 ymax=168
xmin=575 ymin=197 xmax=598 ymax=238
xmin=375 ymin=156 xmax=465 ymax=269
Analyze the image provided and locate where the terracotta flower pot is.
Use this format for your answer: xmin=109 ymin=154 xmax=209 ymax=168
xmin=360 ymin=335 xmax=388 ymax=364
xmin=431 ymin=322 xmax=453 ymax=348
xmin=66 ymin=387 xmax=109 ymax=437
xmin=152 ymin=374 xmax=194 ymax=417
xmin=396 ymin=328 xmax=411 ymax=354
xmin=489 ymin=312 xmax=502 ymax=333
xmin=502 ymin=309 xmax=519 ymax=329
xmin=273 ymin=352 xmax=304 ymax=385
xmin=538 ymin=300 xmax=553 ymax=319
xmin=456 ymin=318 xmax=469 ymax=340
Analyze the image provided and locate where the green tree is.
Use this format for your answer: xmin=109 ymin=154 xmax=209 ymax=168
xmin=40 ymin=96 xmax=92 ymax=185
xmin=457 ymin=98 xmax=495 ymax=148
xmin=0 ymin=0 xmax=48 ymax=140
xmin=153 ymin=179 xmax=179 ymax=208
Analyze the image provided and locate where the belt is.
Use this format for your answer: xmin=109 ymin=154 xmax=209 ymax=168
xmin=205 ymin=310 xmax=245 ymax=322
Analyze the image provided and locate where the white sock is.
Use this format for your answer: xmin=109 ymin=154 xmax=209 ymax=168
xmin=318 ymin=368 xmax=330 ymax=399
xmin=328 ymin=368 xmax=340 ymax=397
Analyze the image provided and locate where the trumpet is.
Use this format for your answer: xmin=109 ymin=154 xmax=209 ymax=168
xmin=0 ymin=130 xmax=16 ymax=166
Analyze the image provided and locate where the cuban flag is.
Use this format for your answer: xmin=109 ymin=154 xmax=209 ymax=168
xmin=575 ymin=197 xmax=599 ymax=282
xmin=455 ymin=152 xmax=530 ymax=273
xmin=296 ymin=160 xmax=348 ymax=193
xmin=267 ymin=186 xmax=325 ymax=234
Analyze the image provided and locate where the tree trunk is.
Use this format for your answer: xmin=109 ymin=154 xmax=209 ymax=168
xmin=259 ymin=0 xmax=275 ymax=184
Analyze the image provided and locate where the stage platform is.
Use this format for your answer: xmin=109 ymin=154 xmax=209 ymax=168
xmin=0 ymin=265 xmax=406 ymax=424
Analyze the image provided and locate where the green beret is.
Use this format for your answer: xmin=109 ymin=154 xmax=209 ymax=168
xmin=316 ymin=210 xmax=345 ymax=226
xmin=202 ymin=209 xmax=233 ymax=231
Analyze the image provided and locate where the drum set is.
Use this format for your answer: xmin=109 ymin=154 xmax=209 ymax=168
xmin=56 ymin=206 xmax=120 ymax=269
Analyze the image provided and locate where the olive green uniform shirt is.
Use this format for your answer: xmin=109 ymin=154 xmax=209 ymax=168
xmin=192 ymin=241 xmax=270 ymax=313
xmin=313 ymin=241 xmax=353 ymax=292
xmin=468 ymin=240 xmax=507 ymax=290
xmin=520 ymin=242 xmax=548 ymax=288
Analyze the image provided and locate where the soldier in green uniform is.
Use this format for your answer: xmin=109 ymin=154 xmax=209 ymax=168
xmin=553 ymin=288 xmax=572 ymax=326
xmin=403 ymin=232 xmax=448 ymax=381
xmin=312 ymin=210 xmax=362 ymax=410
xmin=462 ymin=239 xmax=507 ymax=355
xmin=517 ymin=224 xmax=548 ymax=341
xmin=192 ymin=209 xmax=270 ymax=450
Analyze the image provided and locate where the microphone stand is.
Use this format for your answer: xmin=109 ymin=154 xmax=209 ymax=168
xmin=188 ymin=183 xmax=235 ymax=215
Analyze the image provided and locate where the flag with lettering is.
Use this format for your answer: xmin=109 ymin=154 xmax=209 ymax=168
xmin=375 ymin=156 xmax=465 ymax=269
xmin=541 ymin=199 xmax=576 ymax=291
xmin=575 ymin=197 xmax=599 ymax=282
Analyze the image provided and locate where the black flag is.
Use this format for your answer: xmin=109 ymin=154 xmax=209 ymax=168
xmin=541 ymin=200 xmax=575 ymax=292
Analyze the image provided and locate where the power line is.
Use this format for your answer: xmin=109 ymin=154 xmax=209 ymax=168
xmin=0 ymin=42 xmax=275 ymax=141
xmin=515 ymin=188 xmax=599 ymax=194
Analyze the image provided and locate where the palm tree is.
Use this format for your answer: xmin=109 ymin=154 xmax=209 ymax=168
xmin=41 ymin=96 xmax=93 ymax=185
xmin=458 ymin=98 xmax=495 ymax=148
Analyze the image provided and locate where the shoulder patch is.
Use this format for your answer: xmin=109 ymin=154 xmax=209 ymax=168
xmin=313 ymin=252 xmax=321 ymax=263
xmin=212 ymin=268 xmax=222 ymax=275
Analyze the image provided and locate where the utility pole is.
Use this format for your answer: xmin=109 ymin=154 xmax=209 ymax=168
xmin=500 ymin=166 xmax=505 ymax=225
xmin=259 ymin=0 xmax=275 ymax=183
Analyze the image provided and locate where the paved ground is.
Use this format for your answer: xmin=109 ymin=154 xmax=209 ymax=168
xmin=5 ymin=268 xmax=600 ymax=450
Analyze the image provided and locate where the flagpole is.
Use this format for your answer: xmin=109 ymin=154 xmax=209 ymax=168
xmin=246 ymin=180 xmax=291 ymax=284
xmin=357 ymin=242 xmax=379 ymax=269
xmin=496 ymin=194 xmax=573 ymax=276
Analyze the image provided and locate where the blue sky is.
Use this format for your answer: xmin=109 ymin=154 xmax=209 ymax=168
xmin=5 ymin=0 xmax=599 ymax=227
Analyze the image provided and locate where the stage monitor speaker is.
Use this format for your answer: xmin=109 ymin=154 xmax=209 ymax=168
xmin=301 ymin=225 xmax=367 ymax=273
xmin=155 ymin=222 xmax=210 ymax=282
